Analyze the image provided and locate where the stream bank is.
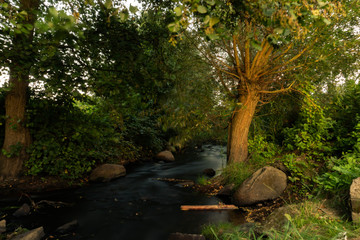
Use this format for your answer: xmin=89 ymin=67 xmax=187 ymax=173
xmin=1 ymin=145 xmax=247 ymax=240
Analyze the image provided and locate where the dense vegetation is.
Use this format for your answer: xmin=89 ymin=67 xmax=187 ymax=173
xmin=1 ymin=0 xmax=360 ymax=232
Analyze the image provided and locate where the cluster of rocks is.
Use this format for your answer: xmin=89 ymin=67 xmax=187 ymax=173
xmin=89 ymin=150 xmax=175 ymax=183
xmin=0 ymin=202 xmax=78 ymax=240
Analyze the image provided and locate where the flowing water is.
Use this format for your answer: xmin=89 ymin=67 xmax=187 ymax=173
xmin=1 ymin=145 xmax=245 ymax=240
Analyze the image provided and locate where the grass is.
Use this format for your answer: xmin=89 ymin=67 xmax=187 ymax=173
xmin=202 ymin=200 xmax=360 ymax=240
xmin=197 ymin=175 xmax=212 ymax=185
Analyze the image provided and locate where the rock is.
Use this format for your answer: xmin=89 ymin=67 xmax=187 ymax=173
xmin=0 ymin=219 xmax=6 ymax=234
xmin=11 ymin=226 xmax=45 ymax=240
xmin=232 ymin=166 xmax=287 ymax=206
xmin=217 ymin=184 xmax=235 ymax=197
xmin=89 ymin=164 xmax=126 ymax=182
xmin=55 ymin=220 xmax=78 ymax=234
xmin=202 ymin=168 xmax=216 ymax=177
xmin=13 ymin=203 xmax=31 ymax=217
xmin=350 ymin=177 xmax=360 ymax=223
xmin=155 ymin=151 xmax=175 ymax=162
xmin=168 ymin=232 xmax=206 ymax=240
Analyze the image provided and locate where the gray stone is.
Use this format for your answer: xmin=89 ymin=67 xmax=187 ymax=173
xmin=203 ymin=168 xmax=216 ymax=177
xmin=11 ymin=226 xmax=45 ymax=240
xmin=0 ymin=219 xmax=6 ymax=234
xmin=233 ymin=166 xmax=287 ymax=206
xmin=155 ymin=151 xmax=175 ymax=162
xmin=168 ymin=232 xmax=205 ymax=240
xmin=217 ymin=183 xmax=235 ymax=197
xmin=13 ymin=203 xmax=31 ymax=217
xmin=350 ymin=177 xmax=360 ymax=223
xmin=55 ymin=220 xmax=78 ymax=233
xmin=89 ymin=164 xmax=126 ymax=182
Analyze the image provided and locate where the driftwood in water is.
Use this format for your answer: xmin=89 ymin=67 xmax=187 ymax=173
xmin=181 ymin=205 xmax=238 ymax=211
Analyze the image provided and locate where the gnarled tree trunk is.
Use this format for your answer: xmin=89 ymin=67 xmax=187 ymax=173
xmin=227 ymin=91 xmax=259 ymax=163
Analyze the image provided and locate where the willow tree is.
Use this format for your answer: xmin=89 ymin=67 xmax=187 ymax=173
xmin=170 ymin=0 xmax=349 ymax=163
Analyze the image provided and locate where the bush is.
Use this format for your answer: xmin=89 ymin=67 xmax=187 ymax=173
xmin=316 ymin=153 xmax=360 ymax=194
xmin=25 ymin=99 xmax=139 ymax=179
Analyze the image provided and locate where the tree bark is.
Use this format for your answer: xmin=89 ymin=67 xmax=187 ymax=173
xmin=0 ymin=0 xmax=40 ymax=179
xmin=227 ymin=90 xmax=259 ymax=163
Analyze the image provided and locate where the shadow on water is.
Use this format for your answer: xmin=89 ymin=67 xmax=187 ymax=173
xmin=1 ymin=145 xmax=246 ymax=240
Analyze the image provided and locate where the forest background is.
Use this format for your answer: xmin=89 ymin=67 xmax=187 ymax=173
xmin=0 ymin=0 xmax=359 ymax=205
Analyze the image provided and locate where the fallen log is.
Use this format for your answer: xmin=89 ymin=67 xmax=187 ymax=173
xmin=181 ymin=205 xmax=238 ymax=211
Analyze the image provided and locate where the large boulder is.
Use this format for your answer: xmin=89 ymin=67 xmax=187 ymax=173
xmin=155 ymin=151 xmax=175 ymax=162
xmin=350 ymin=177 xmax=360 ymax=223
xmin=89 ymin=164 xmax=126 ymax=182
xmin=233 ymin=166 xmax=287 ymax=206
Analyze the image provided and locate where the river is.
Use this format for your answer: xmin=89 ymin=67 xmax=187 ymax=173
xmin=1 ymin=145 xmax=245 ymax=240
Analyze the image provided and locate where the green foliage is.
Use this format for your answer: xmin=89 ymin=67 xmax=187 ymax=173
xmin=25 ymin=98 xmax=139 ymax=179
xmin=282 ymin=95 xmax=334 ymax=160
xmin=222 ymin=135 xmax=280 ymax=187
xmin=327 ymin=80 xmax=360 ymax=154
xmin=248 ymin=135 xmax=279 ymax=165
xmin=281 ymin=153 xmax=318 ymax=196
xmin=202 ymin=222 xmax=264 ymax=240
xmin=316 ymin=153 xmax=360 ymax=194
xmin=221 ymin=162 xmax=255 ymax=188
xmin=203 ymin=201 xmax=360 ymax=240
xmin=197 ymin=175 xmax=211 ymax=186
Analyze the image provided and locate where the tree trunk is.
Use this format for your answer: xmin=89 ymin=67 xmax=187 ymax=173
xmin=0 ymin=68 xmax=31 ymax=178
xmin=0 ymin=0 xmax=39 ymax=179
xmin=227 ymin=91 xmax=259 ymax=163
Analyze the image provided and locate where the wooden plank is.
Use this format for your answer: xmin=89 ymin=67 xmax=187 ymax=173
xmin=181 ymin=205 xmax=238 ymax=211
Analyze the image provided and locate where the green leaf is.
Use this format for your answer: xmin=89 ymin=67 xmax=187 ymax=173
xmin=264 ymin=8 xmax=275 ymax=17
xmin=49 ymin=7 xmax=58 ymax=17
xmin=323 ymin=18 xmax=331 ymax=25
xmin=251 ymin=40 xmax=262 ymax=51
xmin=168 ymin=22 xmax=180 ymax=32
xmin=174 ymin=7 xmax=182 ymax=16
xmin=129 ymin=5 xmax=138 ymax=14
xmin=204 ymin=15 xmax=210 ymax=24
xmin=197 ymin=5 xmax=207 ymax=14
xmin=206 ymin=0 xmax=216 ymax=6
xmin=317 ymin=0 xmax=328 ymax=7
xmin=104 ymin=0 xmax=112 ymax=9
xmin=19 ymin=10 xmax=28 ymax=16
xmin=274 ymin=28 xmax=284 ymax=34
xmin=207 ymin=33 xmax=219 ymax=40
xmin=209 ymin=17 xmax=220 ymax=27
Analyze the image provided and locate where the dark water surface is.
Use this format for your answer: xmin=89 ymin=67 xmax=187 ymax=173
xmin=2 ymin=145 xmax=245 ymax=240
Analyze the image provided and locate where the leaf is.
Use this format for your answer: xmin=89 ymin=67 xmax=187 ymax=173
xmin=129 ymin=5 xmax=138 ymax=14
xmin=264 ymin=8 xmax=275 ymax=17
xmin=49 ymin=7 xmax=58 ymax=17
xmin=104 ymin=0 xmax=112 ymax=9
xmin=323 ymin=18 xmax=331 ymax=25
xmin=206 ymin=0 xmax=216 ymax=6
xmin=209 ymin=17 xmax=220 ymax=27
xmin=197 ymin=5 xmax=207 ymax=14
xmin=204 ymin=15 xmax=210 ymax=24
xmin=168 ymin=22 xmax=180 ymax=32
xmin=207 ymin=33 xmax=219 ymax=40
xmin=251 ymin=40 xmax=262 ymax=51
xmin=274 ymin=28 xmax=284 ymax=34
xmin=174 ymin=7 xmax=182 ymax=16
xmin=317 ymin=0 xmax=328 ymax=7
